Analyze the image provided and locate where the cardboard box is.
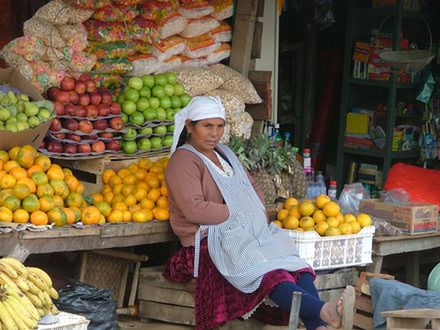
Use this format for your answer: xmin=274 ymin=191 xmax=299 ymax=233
xmin=0 ymin=67 xmax=52 ymax=150
xmin=359 ymin=199 xmax=439 ymax=235
xmin=346 ymin=113 xmax=370 ymax=134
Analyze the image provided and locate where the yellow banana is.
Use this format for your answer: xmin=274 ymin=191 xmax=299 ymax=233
xmin=24 ymin=291 xmax=43 ymax=308
xmin=13 ymin=276 xmax=30 ymax=293
xmin=51 ymin=304 xmax=60 ymax=315
xmin=27 ymin=273 xmax=49 ymax=292
xmin=26 ymin=281 xmax=41 ymax=296
xmin=41 ymin=291 xmax=52 ymax=308
xmin=26 ymin=267 xmax=52 ymax=288
xmin=36 ymin=308 xmax=45 ymax=318
xmin=6 ymin=289 xmax=40 ymax=321
xmin=5 ymin=296 xmax=38 ymax=329
xmin=0 ymin=319 xmax=2 ymax=330
xmin=0 ymin=276 xmax=5 ymax=286
xmin=0 ymin=273 xmax=19 ymax=291
xmin=0 ymin=258 xmax=27 ymax=279
xmin=0 ymin=262 xmax=18 ymax=280
xmin=0 ymin=301 xmax=18 ymax=330
xmin=49 ymin=287 xmax=59 ymax=300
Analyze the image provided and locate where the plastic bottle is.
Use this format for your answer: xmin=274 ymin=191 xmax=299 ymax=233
xmin=283 ymin=131 xmax=292 ymax=148
xmin=328 ymin=180 xmax=337 ymax=200
xmin=274 ymin=124 xmax=283 ymax=147
xmin=315 ymin=171 xmax=327 ymax=196
xmin=303 ymin=148 xmax=312 ymax=175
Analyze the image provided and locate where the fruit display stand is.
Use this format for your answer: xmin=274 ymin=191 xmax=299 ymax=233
xmin=37 ymin=312 xmax=89 ymax=330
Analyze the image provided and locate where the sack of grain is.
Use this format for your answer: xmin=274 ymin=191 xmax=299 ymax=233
xmin=35 ymin=0 xmax=93 ymax=25
xmin=175 ymin=67 xmax=223 ymax=96
xmin=204 ymin=88 xmax=245 ymax=118
xmin=23 ymin=17 xmax=65 ymax=48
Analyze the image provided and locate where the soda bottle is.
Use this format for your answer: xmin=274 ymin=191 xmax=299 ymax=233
xmin=274 ymin=124 xmax=283 ymax=147
xmin=328 ymin=180 xmax=337 ymax=200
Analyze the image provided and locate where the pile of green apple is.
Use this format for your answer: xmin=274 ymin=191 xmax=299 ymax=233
xmin=0 ymin=89 xmax=53 ymax=132
xmin=122 ymin=123 xmax=174 ymax=154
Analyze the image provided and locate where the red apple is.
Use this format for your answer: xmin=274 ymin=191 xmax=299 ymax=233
xmin=49 ymin=118 xmax=62 ymax=132
xmin=108 ymin=117 xmax=124 ymax=131
xmin=47 ymin=141 xmax=63 ymax=153
xmin=64 ymin=118 xmax=79 ymax=132
xmin=89 ymin=92 xmax=102 ymax=106
xmin=93 ymin=119 xmax=107 ymax=131
xmin=98 ymin=104 xmax=110 ymax=117
xmin=109 ymin=102 xmax=121 ymax=115
xmin=78 ymin=73 xmax=93 ymax=82
xmin=78 ymin=120 xmax=93 ymax=134
xmin=46 ymin=86 xmax=60 ymax=100
xmin=74 ymin=80 xmax=87 ymax=94
xmin=39 ymin=141 xmax=46 ymax=149
xmin=60 ymin=76 xmax=76 ymax=91
xmin=78 ymin=93 xmax=90 ymax=106
xmin=66 ymin=133 xmax=81 ymax=142
xmin=83 ymin=135 xmax=98 ymax=141
xmin=101 ymin=92 xmax=113 ymax=105
xmin=74 ymin=105 xmax=87 ymax=117
xmin=99 ymin=132 xmax=113 ymax=139
xmin=91 ymin=140 xmax=106 ymax=153
xmin=77 ymin=144 xmax=91 ymax=153
xmin=86 ymin=104 xmax=99 ymax=118
xmin=53 ymin=133 xmax=66 ymax=140
xmin=53 ymin=101 xmax=65 ymax=116
xmin=85 ymin=79 xmax=97 ymax=93
xmin=105 ymin=139 xmax=121 ymax=151
xmin=56 ymin=90 xmax=70 ymax=105
xmin=68 ymin=91 xmax=79 ymax=105
xmin=63 ymin=144 xmax=77 ymax=154
xmin=64 ymin=103 xmax=75 ymax=116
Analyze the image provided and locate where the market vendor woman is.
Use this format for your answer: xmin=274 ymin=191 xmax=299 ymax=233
xmin=164 ymin=96 xmax=355 ymax=330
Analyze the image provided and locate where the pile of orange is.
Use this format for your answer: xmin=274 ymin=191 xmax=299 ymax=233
xmin=273 ymin=195 xmax=372 ymax=236
xmin=0 ymin=145 xmax=100 ymax=226
xmin=90 ymin=157 xmax=170 ymax=223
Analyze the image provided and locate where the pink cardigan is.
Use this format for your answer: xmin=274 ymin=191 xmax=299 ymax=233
xmin=165 ymin=148 xmax=265 ymax=247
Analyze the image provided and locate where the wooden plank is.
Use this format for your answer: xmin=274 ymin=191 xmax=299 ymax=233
xmin=251 ymin=20 xmax=263 ymax=59
xmin=138 ymin=285 xmax=195 ymax=307
xmin=7 ymin=243 xmax=30 ymax=262
xmin=118 ymin=265 xmax=129 ymax=308
xmin=128 ymin=262 xmax=141 ymax=306
xmin=20 ymin=226 xmax=100 ymax=239
xmin=355 ymin=295 xmax=373 ymax=314
xmin=229 ymin=0 xmax=259 ymax=76
xmin=139 ymin=266 xmax=196 ymax=293
xmin=382 ymin=309 xmax=440 ymax=319
xmin=373 ymin=233 xmax=440 ymax=256
xmin=100 ymin=222 xmax=172 ymax=238
xmin=318 ymin=288 xmax=343 ymax=302
xmin=354 ymin=313 xmax=373 ymax=330
xmin=315 ymin=268 xmax=357 ymax=290
xmin=139 ymin=300 xmax=195 ymax=326
xmin=53 ymin=157 xmax=107 ymax=175
xmin=246 ymin=70 xmax=272 ymax=120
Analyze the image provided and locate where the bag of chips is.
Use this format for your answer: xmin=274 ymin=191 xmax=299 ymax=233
xmin=84 ymin=20 xmax=129 ymax=43
xmin=35 ymin=0 xmax=93 ymax=25
xmin=57 ymin=23 xmax=87 ymax=43
xmin=2 ymin=36 xmax=46 ymax=62
xmin=140 ymin=1 xmax=178 ymax=21
xmin=210 ymin=21 xmax=232 ymax=43
xmin=129 ymin=17 xmax=160 ymax=44
xmin=132 ymin=40 xmax=152 ymax=55
xmin=94 ymin=57 xmax=133 ymax=74
xmin=63 ymin=0 xmax=110 ymax=10
xmin=155 ymin=55 xmax=182 ymax=73
xmin=209 ymin=0 xmax=234 ymax=20
xmin=183 ymin=33 xmax=220 ymax=59
xmin=180 ymin=55 xmax=208 ymax=68
xmin=128 ymin=54 xmax=159 ymax=76
xmin=179 ymin=1 xmax=214 ymax=19
xmin=92 ymin=4 xmax=139 ymax=22
xmin=157 ymin=12 xmax=187 ymax=39
xmin=23 ymin=17 xmax=65 ymax=48
xmin=180 ymin=16 xmax=220 ymax=38
xmin=152 ymin=36 xmax=185 ymax=62
xmin=86 ymin=42 xmax=136 ymax=60
xmin=206 ymin=43 xmax=230 ymax=64
xmin=91 ymin=72 xmax=124 ymax=92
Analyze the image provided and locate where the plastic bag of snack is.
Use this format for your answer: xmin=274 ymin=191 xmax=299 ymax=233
xmin=206 ymin=43 xmax=230 ymax=64
xmin=180 ymin=55 xmax=208 ymax=68
xmin=84 ymin=19 xmax=129 ymax=43
xmin=179 ymin=1 xmax=214 ymax=19
xmin=86 ymin=42 xmax=136 ymax=60
xmin=30 ymin=60 xmax=69 ymax=91
xmin=229 ymin=111 xmax=253 ymax=139
xmin=2 ymin=36 xmax=46 ymax=62
xmin=128 ymin=54 xmax=159 ymax=76
xmin=132 ymin=40 xmax=152 ymax=55
xmin=157 ymin=12 xmax=188 ymax=39
xmin=23 ymin=17 xmax=65 ymax=48
xmin=44 ymin=45 xmax=74 ymax=62
xmin=152 ymin=36 xmax=185 ymax=62
xmin=112 ymin=0 xmax=142 ymax=5
xmin=94 ymin=57 xmax=133 ymax=74
xmin=183 ymin=33 xmax=220 ymax=59
xmin=57 ymin=23 xmax=88 ymax=43
xmin=92 ymin=4 xmax=139 ymax=22
xmin=155 ymin=55 xmax=182 ymax=73
xmin=62 ymin=0 xmax=110 ymax=10
xmin=180 ymin=16 xmax=220 ymax=38
xmin=204 ymin=88 xmax=245 ymax=118
xmin=67 ymin=33 xmax=88 ymax=53
xmin=91 ymin=72 xmax=124 ymax=92
xmin=35 ymin=0 xmax=93 ymax=25
xmin=0 ymin=50 xmax=34 ymax=81
xmin=129 ymin=17 xmax=160 ymax=44
xmin=140 ymin=1 xmax=178 ymax=21
xmin=210 ymin=21 xmax=232 ymax=43
xmin=175 ymin=66 xmax=223 ymax=96
xmin=209 ymin=0 xmax=233 ymax=20
xmin=67 ymin=51 xmax=97 ymax=72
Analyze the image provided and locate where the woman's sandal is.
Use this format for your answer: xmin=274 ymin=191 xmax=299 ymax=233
xmin=336 ymin=285 xmax=356 ymax=330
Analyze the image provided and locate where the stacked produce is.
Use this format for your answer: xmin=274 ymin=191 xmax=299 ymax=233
xmin=41 ymin=74 xmax=124 ymax=156
xmin=118 ymin=72 xmax=191 ymax=154
xmin=0 ymin=145 xmax=90 ymax=227
xmin=0 ymin=257 xmax=59 ymax=328
xmin=90 ymin=157 xmax=170 ymax=223
xmin=273 ymin=195 xmax=373 ymax=236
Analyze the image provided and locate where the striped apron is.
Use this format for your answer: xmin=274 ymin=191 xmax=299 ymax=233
xmin=180 ymin=144 xmax=310 ymax=294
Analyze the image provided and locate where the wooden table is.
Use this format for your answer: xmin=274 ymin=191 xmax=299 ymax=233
xmin=368 ymin=231 xmax=440 ymax=287
xmin=0 ymin=222 xmax=175 ymax=261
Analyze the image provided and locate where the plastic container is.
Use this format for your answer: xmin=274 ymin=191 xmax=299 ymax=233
xmin=303 ymin=148 xmax=312 ymax=174
xmin=38 ymin=312 xmax=89 ymax=330
xmin=328 ymin=180 xmax=337 ymax=200
xmin=283 ymin=131 xmax=292 ymax=148
xmin=288 ymin=226 xmax=375 ymax=270
xmin=274 ymin=123 xmax=283 ymax=147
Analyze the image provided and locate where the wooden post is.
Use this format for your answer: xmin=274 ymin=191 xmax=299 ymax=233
xmin=288 ymin=291 xmax=302 ymax=330
xmin=7 ymin=243 xmax=30 ymax=263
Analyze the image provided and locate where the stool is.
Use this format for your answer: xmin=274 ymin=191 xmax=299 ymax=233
xmin=382 ymin=309 xmax=440 ymax=330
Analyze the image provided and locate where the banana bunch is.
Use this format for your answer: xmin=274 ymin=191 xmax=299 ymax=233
xmin=0 ymin=258 xmax=59 ymax=329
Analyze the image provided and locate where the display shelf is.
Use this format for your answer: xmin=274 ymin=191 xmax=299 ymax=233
xmin=348 ymin=78 xmax=418 ymax=89
xmin=343 ymin=146 xmax=420 ymax=159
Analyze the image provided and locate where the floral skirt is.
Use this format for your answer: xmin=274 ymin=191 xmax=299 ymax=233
xmin=163 ymin=239 xmax=314 ymax=330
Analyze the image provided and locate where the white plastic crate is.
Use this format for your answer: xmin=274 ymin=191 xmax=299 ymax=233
xmin=38 ymin=312 xmax=89 ymax=330
xmin=288 ymin=226 xmax=375 ymax=270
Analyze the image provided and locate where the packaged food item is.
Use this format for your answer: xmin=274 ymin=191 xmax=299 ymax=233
xmin=128 ymin=54 xmax=158 ymax=76
xmin=155 ymin=55 xmax=182 ymax=73
xmin=23 ymin=17 xmax=65 ymax=48
xmin=35 ymin=0 xmax=93 ymax=25
xmin=67 ymin=32 xmax=89 ymax=53
xmin=175 ymin=66 xmax=223 ymax=96
xmin=69 ymin=51 xmax=97 ymax=72
xmin=152 ymin=36 xmax=185 ymax=61
xmin=183 ymin=33 xmax=220 ymax=59
xmin=29 ymin=60 xmax=69 ymax=91
xmin=94 ymin=57 xmax=133 ymax=74
xmin=180 ymin=55 xmax=208 ymax=68
xmin=0 ymin=50 xmax=34 ymax=81
xmin=204 ymin=88 xmax=245 ymax=118
xmin=229 ymin=111 xmax=253 ymax=139
xmin=132 ymin=40 xmax=152 ymax=54
xmin=179 ymin=1 xmax=214 ymax=19
xmin=210 ymin=21 xmax=232 ymax=43
xmin=209 ymin=0 xmax=234 ymax=20
xmin=84 ymin=19 xmax=129 ymax=43
xmin=44 ymin=45 xmax=73 ymax=62
xmin=91 ymin=72 xmax=124 ymax=92
xmin=180 ymin=16 xmax=220 ymax=38
xmin=206 ymin=43 xmax=231 ymax=64
xmin=92 ymin=4 xmax=139 ymax=22
xmin=129 ymin=17 xmax=160 ymax=43
xmin=157 ymin=12 xmax=187 ymax=39
xmin=87 ymin=42 xmax=135 ymax=60
xmin=2 ymin=36 xmax=46 ymax=62
xmin=140 ymin=1 xmax=178 ymax=21
xmin=63 ymin=0 xmax=110 ymax=10
xmin=113 ymin=0 xmax=142 ymax=5
xmin=57 ymin=23 xmax=88 ymax=43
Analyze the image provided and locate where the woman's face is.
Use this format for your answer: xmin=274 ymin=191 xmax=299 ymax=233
xmin=187 ymin=118 xmax=225 ymax=154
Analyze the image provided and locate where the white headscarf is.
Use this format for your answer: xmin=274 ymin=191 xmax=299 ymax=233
xmin=170 ymin=96 xmax=226 ymax=155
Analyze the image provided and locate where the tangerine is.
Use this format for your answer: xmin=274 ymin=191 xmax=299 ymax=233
xmin=112 ymin=194 xmax=124 ymax=204
xmin=0 ymin=189 xmax=13 ymax=206
xmin=102 ymin=169 xmax=116 ymax=185
xmin=137 ymin=181 xmax=150 ymax=192
xmin=124 ymin=174 xmax=137 ymax=185
xmin=47 ymin=166 xmax=64 ymax=181
xmin=138 ymin=158 xmax=152 ymax=170
xmin=31 ymin=172 xmax=48 ymax=186
xmin=326 ymin=216 xmax=340 ymax=228
xmin=0 ymin=174 xmax=16 ymax=189
xmin=134 ymin=169 xmax=147 ymax=181
xmin=147 ymin=188 xmax=161 ymax=202
xmin=109 ymin=175 xmax=122 ymax=187
xmin=117 ymin=168 xmax=131 ymax=178
xmin=343 ymin=213 xmax=357 ymax=223
xmin=160 ymin=185 xmax=168 ymax=197
xmin=50 ymin=179 xmax=69 ymax=199
xmin=52 ymin=195 xmax=64 ymax=208
xmin=113 ymin=201 xmax=128 ymax=211
xmin=128 ymin=164 xmax=139 ymax=173
xmin=65 ymin=192 xmax=84 ymax=208
xmin=48 ymin=207 xmax=67 ymax=227
xmin=81 ymin=206 xmax=101 ymax=225
xmin=325 ymin=226 xmax=341 ymax=236
xmin=156 ymin=196 xmax=169 ymax=209
xmin=140 ymin=198 xmax=155 ymax=210
xmin=8 ymin=146 xmax=21 ymax=161
xmin=63 ymin=207 xmax=75 ymax=224
xmin=95 ymin=201 xmax=111 ymax=217
xmin=288 ymin=206 xmax=301 ymax=219
xmin=282 ymin=215 xmax=299 ymax=230
xmin=283 ymin=197 xmax=299 ymax=210
xmin=124 ymin=194 xmax=137 ymax=207
xmin=13 ymin=209 xmax=29 ymax=223
xmin=4 ymin=160 xmax=19 ymax=172
xmin=134 ymin=187 xmax=148 ymax=201
xmin=315 ymin=194 xmax=331 ymax=209
xmin=298 ymin=201 xmax=316 ymax=217
xmin=103 ymin=191 xmax=115 ymax=204
xmin=13 ymin=184 xmax=31 ymax=200
xmin=101 ymin=184 xmax=112 ymax=194
xmin=76 ymin=182 xmax=85 ymax=194
xmin=62 ymin=168 xmax=73 ymax=177
xmin=27 ymin=165 xmax=44 ymax=178
xmin=339 ymin=223 xmax=353 ymax=235
xmin=22 ymin=194 xmax=40 ymax=212
xmin=33 ymin=155 xmax=51 ymax=172
xmin=122 ymin=210 xmax=132 ymax=222
xmin=0 ymin=207 xmax=13 ymax=222
xmin=276 ymin=209 xmax=289 ymax=221
xmin=323 ymin=202 xmax=340 ymax=217
xmin=16 ymin=145 xmax=37 ymax=169
xmin=39 ymin=196 xmax=55 ymax=213
xmin=112 ymin=183 xmax=124 ymax=195
xmin=146 ymin=176 xmax=160 ymax=189
xmin=153 ymin=207 xmax=169 ymax=221
xmin=0 ymin=150 xmax=9 ymax=163
xmin=312 ymin=210 xmax=327 ymax=223
xmin=70 ymin=206 xmax=81 ymax=222
xmin=91 ymin=193 xmax=104 ymax=204
xmin=315 ymin=221 xmax=330 ymax=236
xmin=36 ymin=183 xmax=54 ymax=198
xmin=9 ymin=167 xmax=27 ymax=180
xmin=273 ymin=220 xmax=283 ymax=228
xmin=4 ymin=196 xmax=20 ymax=211
xmin=350 ymin=221 xmax=362 ymax=234
xmin=30 ymin=210 xmax=48 ymax=226
xmin=64 ymin=175 xmax=79 ymax=192
xmin=17 ymin=178 xmax=36 ymax=194
xmin=107 ymin=209 xmax=123 ymax=223
xmin=299 ymin=216 xmax=315 ymax=230
xmin=121 ymin=184 xmax=136 ymax=197
xmin=357 ymin=213 xmax=372 ymax=227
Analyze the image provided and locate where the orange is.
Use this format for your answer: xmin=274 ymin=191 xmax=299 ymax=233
xmin=112 ymin=194 xmax=124 ymax=204
xmin=299 ymin=216 xmax=315 ymax=230
xmin=117 ymin=168 xmax=131 ymax=178
xmin=350 ymin=221 xmax=362 ymax=234
xmin=153 ymin=207 xmax=169 ymax=221
xmin=0 ymin=150 xmax=9 ymax=163
xmin=336 ymin=213 xmax=344 ymax=224
xmin=76 ymin=182 xmax=85 ymax=194
xmin=31 ymin=172 xmax=48 ymax=186
xmin=17 ymin=178 xmax=36 ymax=194
xmin=4 ymin=196 xmax=21 ymax=211
xmin=143 ymin=208 xmax=154 ymax=222
xmin=33 ymin=155 xmax=51 ymax=172
xmin=158 ymin=157 xmax=169 ymax=167
xmin=95 ymin=201 xmax=111 ymax=217
xmin=273 ymin=220 xmax=283 ymax=228
xmin=50 ymin=179 xmax=70 ymax=199
xmin=81 ymin=206 xmax=101 ymax=225
xmin=36 ymin=183 xmax=55 ymax=198
xmin=121 ymin=184 xmax=136 ymax=197
xmin=149 ymin=164 xmax=164 ymax=175
xmin=0 ymin=207 xmax=13 ymax=222
xmin=298 ymin=201 xmax=316 ymax=217
xmin=62 ymin=168 xmax=73 ymax=177
xmin=65 ymin=192 xmax=84 ymax=208
xmin=124 ymin=194 xmax=137 ymax=207
xmin=70 ymin=206 xmax=81 ymax=222
xmin=22 ymin=194 xmax=40 ymax=213
xmin=134 ymin=187 xmax=148 ymax=201
xmin=147 ymin=188 xmax=161 ymax=202
xmin=276 ymin=209 xmax=289 ymax=221
xmin=323 ymin=202 xmax=340 ymax=217
xmin=27 ymin=165 xmax=44 ymax=178
xmin=338 ymin=223 xmax=353 ymax=235
xmin=13 ymin=184 xmax=31 ymax=200
xmin=0 ymin=189 xmax=13 ymax=206
xmin=132 ymin=210 xmax=148 ymax=223
xmin=109 ymin=175 xmax=122 ymax=187
xmin=146 ymin=176 xmax=160 ymax=189
xmin=140 ymin=198 xmax=155 ymax=210
xmin=326 ymin=217 xmax=340 ymax=228
xmin=107 ymin=209 xmax=123 ymax=223
xmin=64 ymin=175 xmax=79 ymax=192
xmin=129 ymin=204 xmax=142 ymax=213
xmin=156 ymin=196 xmax=168 ymax=209
xmin=122 ymin=210 xmax=132 ymax=222
xmin=101 ymin=184 xmax=112 ymax=194
xmin=137 ymin=181 xmax=150 ymax=192
xmin=16 ymin=145 xmax=38 ymax=169
xmin=30 ymin=210 xmax=48 ymax=226
xmin=312 ymin=210 xmax=326 ymax=224
xmin=47 ymin=207 xmax=67 ymax=227
xmin=103 ymin=191 xmax=115 ymax=205
xmin=315 ymin=221 xmax=330 ymax=236
xmin=0 ymin=171 xmax=5 ymax=181
xmin=98 ymin=215 xmax=106 ymax=225
xmin=47 ymin=166 xmax=64 ymax=181
xmin=64 ymin=207 xmax=75 ymax=224
xmin=52 ymin=195 xmax=64 ymax=208
xmin=343 ymin=213 xmax=357 ymax=223
xmin=9 ymin=167 xmax=28 ymax=180
xmin=39 ymin=196 xmax=55 ymax=213
xmin=128 ymin=164 xmax=139 ymax=173
xmin=0 ymin=174 xmax=16 ymax=189
xmin=160 ymin=185 xmax=168 ymax=197
xmin=282 ymin=215 xmax=299 ymax=230
xmin=325 ymin=226 xmax=341 ymax=236
xmin=113 ymin=201 xmax=128 ymax=211
xmin=0 ymin=160 xmax=3 ymax=171
xmin=315 ymin=194 xmax=331 ymax=209
xmin=102 ymin=169 xmax=116 ymax=185
xmin=91 ymin=193 xmax=104 ymax=204
xmin=124 ymin=174 xmax=137 ymax=185
xmin=156 ymin=172 xmax=165 ymax=182
xmin=288 ymin=206 xmax=301 ymax=219
xmin=138 ymin=158 xmax=152 ymax=170
xmin=13 ymin=209 xmax=29 ymax=223
xmin=4 ymin=160 xmax=19 ymax=172
xmin=283 ymin=197 xmax=299 ymax=210
xmin=112 ymin=183 xmax=124 ymax=196
xmin=8 ymin=146 xmax=21 ymax=161
xmin=357 ymin=213 xmax=372 ymax=228
xmin=134 ymin=169 xmax=147 ymax=181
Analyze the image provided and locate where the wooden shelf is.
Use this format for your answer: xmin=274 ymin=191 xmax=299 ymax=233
xmin=343 ymin=146 xmax=419 ymax=159
xmin=348 ymin=78 xmax=417 ymax=89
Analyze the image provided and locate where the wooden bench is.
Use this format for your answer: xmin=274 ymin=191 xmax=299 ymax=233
xmin=382 ymin=309 xmax=440 ymax=330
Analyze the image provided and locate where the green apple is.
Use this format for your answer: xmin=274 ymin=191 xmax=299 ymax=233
xmin=24 ymin=102 xmax=39 ymax=117
xmin=38 ymin=108 xmax=52 ymax=121
xmin=124 ymin=88 xmax=140 ymax=103
xmin=122 ymin=100 xmax=137 ymax=115
xmin=117 ymin=94 xmax=125 ymax=104
xmin=128 ymin=77 xmax=143 ymax=90
xmin=0 ymin=108 xmax=10 ymax=121
xmin=27 ymin=116 xmax=41 ymax=128
xmin=139 ymin=86 xmax=151 ymax=98
xmin=150 ymin=136 xmax=163 ymax=149
xmin=138 ymin=127 xmax=153 ymax=135
xmin=5 ymin=122 xmax=18 ymax=132
xmin=167 ymin=124 xmax=175 ymax=132
xmin=142 ymin=75 xmax=155 ymax=88
xmin=156 ymin=108 xmax=167 ymax=121
xmin=149 ymin=97 xmax=160 ymax=109
xmin=166 ymin=72 xmax=177 ymax=85
xmin=152 ymin=85 xmax=165 ymax=99
xmin=16 ymin=113 xmax=28 ymax=123
xmin=17 ymin=122 xmax=26 ymax=132
xmin=153 ymin=125 xmax=167 ymax=135
xmin=122 ymin=140 xmax=138 ymax=154
xmin=154 ymin=74 xmax=167 ymax=86
xmin=121 ymin=112 xmax=128 ymax=123
xmin=173 ymin=83 xmax=185 ymax=96
xmin=162 ymin=135 xmax=173 ymax=147
xmin=160 ymin=97 xmax=171 ymax=109
xmin=137 ymin=138 xmax=152 ymax=150
xmin=164 ymin=84 xmax=174 ymax=97
xmin=166 ymin=109 xmax=175 ymax=121
xmin=180 ymin=94 xmax=191 ymax=107
xmin=129 ymin=111 xmax=145 ymax=126
xmin=143 ymin=108 xmax=157 ymax=121
xmin=136 ymin=98 xmax=150 ymax=112
xmin=123 ymin=127 xmax=137 ymax=140
xmin=170 ymin=96 xmax=181 ymax=108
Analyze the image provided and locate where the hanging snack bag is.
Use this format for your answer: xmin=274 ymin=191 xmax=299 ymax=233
xmin=57 ymin=23 xmax=87 ymax=42
xmin=84 ymin=20 xmax=129 ymax=43
xmin=204 ymin=88 xmax=245 ymax=118
xmin=94 ymin=57 xmax=133 ymax=74
xmin=69 ymin=51 xmax=98 ymax=72
xmin=23 ymin=17 xmax=65 ymax=48
xmin=175 ymin=66 xmax=223 ymax=96
xmin=113 ymin=0 xmax=142 ymax=5
xmin=155 ymin=55 xmax=182 ymax=73
xmin=157 ymin=12 xmax=188 ymax=39
xmin=207 ymin=43 xmax=231 ymax=64
xmin=132 ymin=40 xmax=152 ymax=55
xmin=92 ymin=73 xmax=124 ymax=92
xmin=87 ymin=42 xmax=136 ymax=60
xmin=63 ymin=0 xmax=110 ymax=10
xmin=35 ymin=0 xmax=93 ymax=25
xmin=152 ymin=36 xmax=185 ymax=62
xmin=0 ymin=50 xmax=34 ymax=81
xmin=180 ymin=55 xmax=208 ymax=68
xmin=179 ymin=1 xmax=214 ymax=19
xmin=129 ymin=17 xmax=160 ymax=44
xmin=128 ymin=54 xmax=158 ymax=76
xmin=180 ymin=16 xmax=220 ymax=38
xmin=183 ymin=33 xmax=220 ymax=59
xmin=140 ymin=1 xmax=178 ymax=21
xmin=92 ymin=4 xmax=139 ymax=22
xmin=210 ymin=21 xmax=232 ymax=43
xmin=44 ymin=45 xmax=74 ymax=62
xmin=209 ymin=0 xmax=234 ymax=20
xmin=2 ymin=36 xmax=46 ymax=62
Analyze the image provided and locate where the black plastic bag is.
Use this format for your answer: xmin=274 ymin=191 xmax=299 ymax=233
xmin=56 ymin=281 xmax=118 ymax=330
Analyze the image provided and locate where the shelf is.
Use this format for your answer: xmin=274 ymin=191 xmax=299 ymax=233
xmin=348 ymin=78 xmax=418 ymax=89
xmin=391 ymin=150 xmax=420 ymax=159
xmin=343 ymin=146 xmax=420 ymax=159
xmin=353 ymin=7 xmax=438 ymax=19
